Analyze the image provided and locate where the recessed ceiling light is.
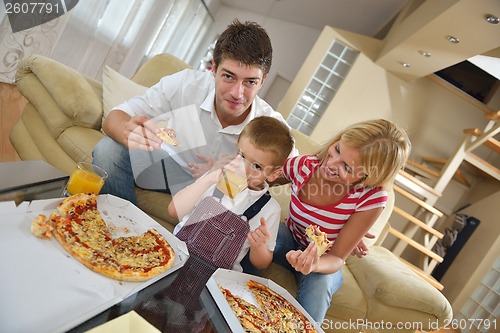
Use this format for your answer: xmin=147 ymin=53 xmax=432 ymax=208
xmin=419 ymin=50 xmax=431 ymax=57
xmin=401 ymin=62 xmax=411 ymax=68
xmin=485 ymin=14 xmax=499 ymax=24
xmin=447 ymin=36 xmax=460 ymax=44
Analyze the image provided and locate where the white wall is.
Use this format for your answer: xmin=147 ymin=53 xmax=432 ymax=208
xmin=191 ymin=5 xmax=321 ymax=98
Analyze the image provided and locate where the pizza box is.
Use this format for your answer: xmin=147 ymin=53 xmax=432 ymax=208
xmin=86 ymin=311 xmax=160 ymax=333
xmin=0 ymin=194 xmax=189 ymax=333
xmin=205 ymin=268 xmax=325 ymax=333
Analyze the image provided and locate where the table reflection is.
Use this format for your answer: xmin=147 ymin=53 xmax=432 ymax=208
xmin=69 ymin=256 xmax=230 ymax=333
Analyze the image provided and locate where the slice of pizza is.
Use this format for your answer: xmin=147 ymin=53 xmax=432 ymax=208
xmin=219 ymin=285 xmax=273 ymax=333
xmin=247 ymin=280 xmax=317 ymax=333
xmin=57 ymin=192 xmax=98 ymax=217
xmin=113 ymin=229 xmax=176 ymax=282
xmin=305 ymin=224 xmax=332 ymax=256
xmin=157 ymin=127 xmax=179 ymax=146
xmin=31 ymin=214 xmax=53 ymax=239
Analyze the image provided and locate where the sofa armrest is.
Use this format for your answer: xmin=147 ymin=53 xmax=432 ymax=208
xmin=347 ymin=246 xmax=453 ymax=323
xmin=15 ymin=54 xmax=102 ymax=134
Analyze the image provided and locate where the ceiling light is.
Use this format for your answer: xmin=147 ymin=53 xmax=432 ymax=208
xmin=485 ymin=15 xmax=499 ymax=24
xmin=400 ymin=62 xmax=411 ymax=68
xmin=419 ymin=50 xmax=431 ymax=57
xmin=447 ymin=36 xmax=460 ymax=44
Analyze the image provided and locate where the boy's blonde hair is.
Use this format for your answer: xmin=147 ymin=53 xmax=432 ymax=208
xmin=316 ymin=119 xmax=411 ymax=187
xmin=238 ymin=116 xmax=294 ymax=167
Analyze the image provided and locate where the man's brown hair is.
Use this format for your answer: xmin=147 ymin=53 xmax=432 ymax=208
xmin=213 ymin=19 xmax=272 ymax=75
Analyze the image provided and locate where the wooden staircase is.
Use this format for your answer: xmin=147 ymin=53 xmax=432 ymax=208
xmin=432 ymin=110 xmax=500 ymax=195
xmin=389 ymin=179 xmax=445 ymax=290
xmin=387 ymin=110 xmax=499 ymax=290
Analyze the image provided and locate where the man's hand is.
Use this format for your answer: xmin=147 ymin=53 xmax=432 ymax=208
xmin=188 ymin=154 xmax=215 ymax=179
xmin=248 ymin=217 xmax=271 ymax=248
xmin=286 ymin=242 xmax=319 ymax=275
xmin=124 ymin=116 xmax=162 ymax=151
xmin=189 ymin=153 xmax=235 ymax=179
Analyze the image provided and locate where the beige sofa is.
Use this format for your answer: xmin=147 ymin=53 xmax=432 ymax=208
xmin=10 ymin=54 xmax=452 ymax=332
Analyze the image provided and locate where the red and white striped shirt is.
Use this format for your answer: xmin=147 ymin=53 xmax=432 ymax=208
xmin=283 ymin=155 xmax=387 ymax=251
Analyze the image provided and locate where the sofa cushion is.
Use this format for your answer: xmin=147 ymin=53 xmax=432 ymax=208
xmin=57 ymin=127 xmax=105 ymax=167
xmin=135 ymin=188 xmax=177 ymax=232
xmin=131 ymin=54 xmax=191 ymax=87
xmin=16 ymin=55 xmax=102 ymax=129
xmin=347 ymin=246 xmax=452 ymax=320
xmin=268 ymin=184 xmax=292 ymax=221
xmin=329 ymin=265 xmax=367 ymax=320
xmin=102 ymin=66 xmax=148 ymax=127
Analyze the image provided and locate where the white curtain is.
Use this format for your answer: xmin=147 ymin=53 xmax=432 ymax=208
xmin=0 ymin=0 xmax=213 ymax=83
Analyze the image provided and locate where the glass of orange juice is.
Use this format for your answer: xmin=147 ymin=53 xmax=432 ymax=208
xmin=215 ymin=155 xmax=248 ymax=199
xmin=64 ymin=162 xmax=108 ymax=196
xmin=216 ymin=169 xmax=248 ymax=199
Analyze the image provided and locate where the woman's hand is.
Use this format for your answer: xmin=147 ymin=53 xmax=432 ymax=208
xmin=286 ymin=242 xmax=319 ymax=275
xmin=350 ymin=232 xmax=375 ymax=257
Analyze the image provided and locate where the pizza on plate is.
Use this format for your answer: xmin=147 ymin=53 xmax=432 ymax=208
xmin=157 ymin=127 xmax=179 ymax=146
xmin=31 ymin=193 xmax=175 ymax=282
xmin=305 ymin=224 xmax=332 ymax=256
xmin=220 ymin=280 xmax=317 ymax=333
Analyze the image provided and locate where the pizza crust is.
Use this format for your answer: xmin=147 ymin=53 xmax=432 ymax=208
xmin=305 ymin=224 xmax=332 ymax=256
xmin=57 ymin=192 xmax=97 ymax=217
xmin=31 ymin=214 xmax=53 ymax=239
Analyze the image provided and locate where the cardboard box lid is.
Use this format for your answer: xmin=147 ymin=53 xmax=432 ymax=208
xmin=206 ymin=268 xmax=324 ymax=333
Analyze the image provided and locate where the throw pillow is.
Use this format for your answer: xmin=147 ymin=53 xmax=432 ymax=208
xmin=102 ymin=65 xmax=148 ymax=129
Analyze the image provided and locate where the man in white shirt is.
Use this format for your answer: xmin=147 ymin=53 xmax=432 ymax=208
xmin=92 ymin=19 xmax=293 ymax=204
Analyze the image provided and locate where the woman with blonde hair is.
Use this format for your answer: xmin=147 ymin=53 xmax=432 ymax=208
xmin=270 ymin=119 xmax=411 ymax=323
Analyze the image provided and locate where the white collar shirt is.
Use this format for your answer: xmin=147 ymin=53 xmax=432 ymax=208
xmin=115 ymin=69 xmax=294 ymax=185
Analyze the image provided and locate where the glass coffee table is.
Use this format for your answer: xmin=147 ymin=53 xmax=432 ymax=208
xmin=1 ymin=160 xmax=232 ymax=332
xmin=0 ymin=160 xmax=68 ymax=204
xmin=68 ymin=255 xmax=231 ymax=333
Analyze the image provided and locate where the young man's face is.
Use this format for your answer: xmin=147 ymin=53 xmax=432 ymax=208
xmin=212 ymin=59 xmax=267 ymax=127
xmin=237 ymin=136 xmax=281 ymax=190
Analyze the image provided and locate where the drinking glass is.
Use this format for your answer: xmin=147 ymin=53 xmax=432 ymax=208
xmin=63 ymin=162 xmax=108 ymax=196
xmin=216 ymin=168 xmax=248 ymax=199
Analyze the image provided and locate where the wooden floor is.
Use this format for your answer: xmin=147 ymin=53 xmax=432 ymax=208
xmin=0 ymin=82 xmax=26 ymax=162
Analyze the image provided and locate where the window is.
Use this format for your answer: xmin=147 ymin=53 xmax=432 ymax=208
xmin=457 ymin=256 xmax=499 ymax=333
xmin=287 ymin=40 xmax=358 ymax=135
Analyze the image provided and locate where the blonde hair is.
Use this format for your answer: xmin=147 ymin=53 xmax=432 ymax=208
xmin=238 ymin=116 xmax=294 ymax=166
xmin=316 ymin=119 xmax=411 ymax=187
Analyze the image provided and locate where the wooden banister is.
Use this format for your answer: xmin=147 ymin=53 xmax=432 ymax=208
xmin=463 ymin=128 xmax=500 ymax=153
xmin=393 ymin=185 xmax=444 ymax=217
xmin=388 ymin=228 xmax=443 ymax=263
xmin=406 ymin=160 xmax=440 ymax=178
xmin=397 ymin=169 xmax=442 ymax=198
xmin=419 ymin=157 xmax=470 ymax=186
xmin=485 ymin=110 xmax=500 ymax=120
xmin=393 ymin=206 xmax=444 ymax=238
